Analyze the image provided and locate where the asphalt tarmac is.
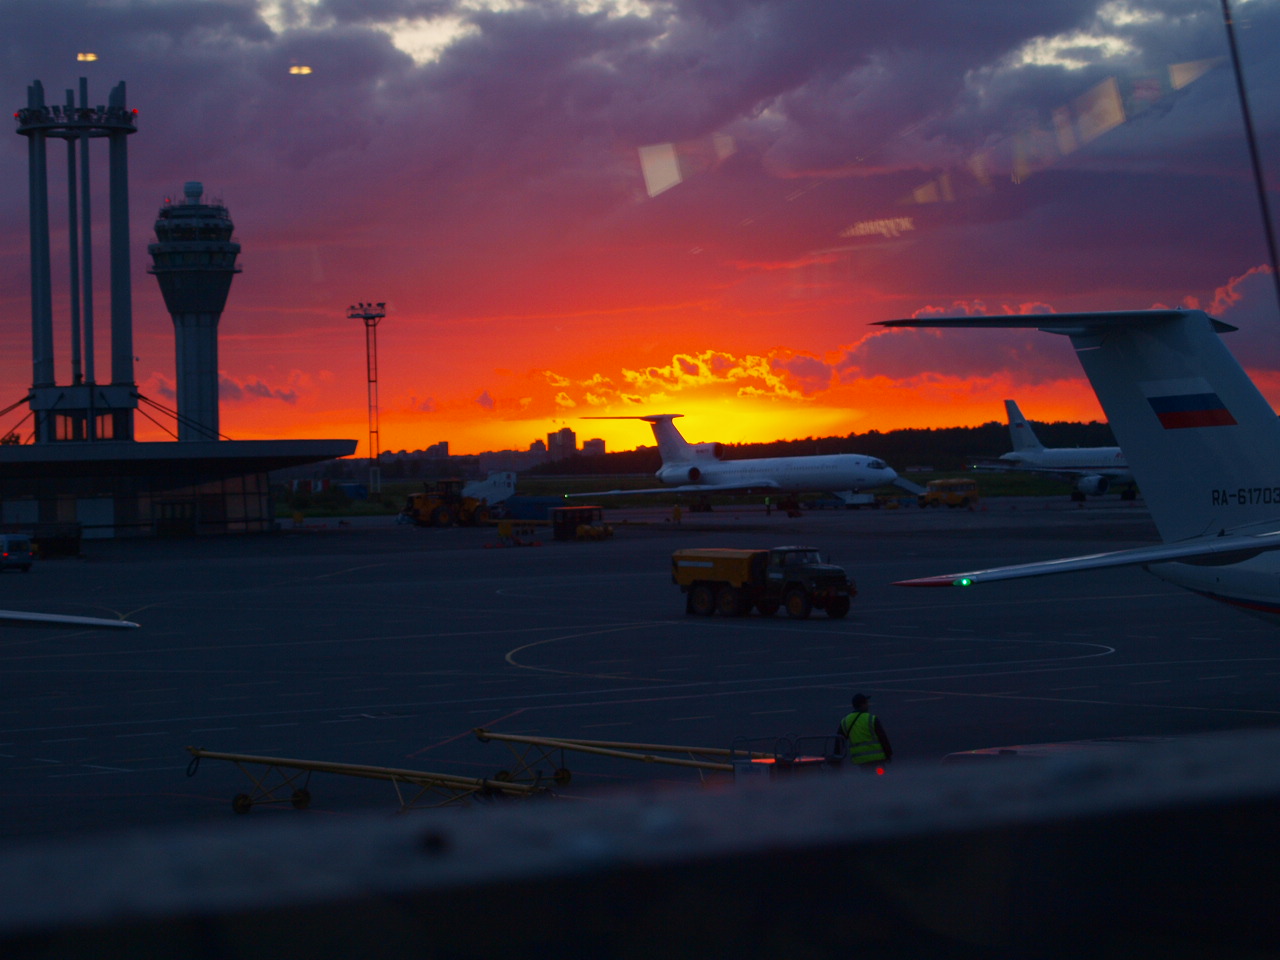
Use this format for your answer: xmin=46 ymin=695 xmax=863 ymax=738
xmin=3 ymin=496 xmax=1278 ymax=842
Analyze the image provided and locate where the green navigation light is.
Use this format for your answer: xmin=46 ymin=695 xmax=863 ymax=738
xmin=954 ymin=577 xmax=974 ymax=587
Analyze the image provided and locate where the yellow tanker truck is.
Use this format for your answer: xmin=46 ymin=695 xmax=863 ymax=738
xmin=671 ymin=546 xmax=854 ymax=619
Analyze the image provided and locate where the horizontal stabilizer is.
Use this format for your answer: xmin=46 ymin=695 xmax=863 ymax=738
xmin=895 ymin=528 xmax=1280 ymax=587
xmin=877 ymin=309 xmax=1237 ymax=334
xmin=566 ymin=480 xmax=783 ymax=498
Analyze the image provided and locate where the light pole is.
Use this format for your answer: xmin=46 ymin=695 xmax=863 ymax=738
xmin=348 ymin=301 xmax=386 ymax=498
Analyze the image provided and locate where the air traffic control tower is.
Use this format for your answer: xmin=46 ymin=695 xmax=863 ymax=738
xmin=5 ymin=78 xmax=355 ymax=538
xmin=148 ymin=182 xmax=241 ymax=441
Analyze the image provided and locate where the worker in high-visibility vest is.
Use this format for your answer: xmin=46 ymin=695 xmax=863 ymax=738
xmin=838 ymin=693 xmax=892 ymax=768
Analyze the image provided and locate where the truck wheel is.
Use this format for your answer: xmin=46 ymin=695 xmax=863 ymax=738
xmin=431 ymin=506 xmax=454 ymax=527
xmin=826 ymin=596 xmax=851 ymax=619
xmin=784 ymin=588 xmax=812 ymax=620
xmin=716 ymin=586 xmax=747 ymax=617
xmin=756 ymin=600 xmax=780 ymax=617
xmin=688 ymin=584 xmax=716 ymax=616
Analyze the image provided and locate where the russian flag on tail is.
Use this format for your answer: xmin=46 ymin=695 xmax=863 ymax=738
xmin=1142 ymin=378 xmax=1237 ymax=429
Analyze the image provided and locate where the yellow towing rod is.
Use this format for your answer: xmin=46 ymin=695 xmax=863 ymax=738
xmin=473 ymin=728 xmax=782 ymax=773
xmin=185 ymin=746 xmax=544 ymax=813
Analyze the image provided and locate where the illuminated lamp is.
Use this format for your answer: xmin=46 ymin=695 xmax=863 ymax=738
xmin=77 ymin=52 xmax=98 ymax=62
xmin=288 ymin=65 xmax=313 ymax=75
xmin=954 ymin=577 xmax=974 ymax=587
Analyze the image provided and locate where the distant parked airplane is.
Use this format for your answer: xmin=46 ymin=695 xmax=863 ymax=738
xmin=990 ymin=399 xmax=1136 ymax=500
xmin=570 ymin=414 xmax=920 ymax=504
xmin=879 ymin=309 xmax=1280 ymax=622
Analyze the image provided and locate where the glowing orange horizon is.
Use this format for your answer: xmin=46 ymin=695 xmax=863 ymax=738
xmin=135 ymin=367 xmax=1112 ymax=458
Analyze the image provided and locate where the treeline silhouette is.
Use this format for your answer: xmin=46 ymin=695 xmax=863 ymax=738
xmin=529 ymin=419 xmax=1118 ymax=476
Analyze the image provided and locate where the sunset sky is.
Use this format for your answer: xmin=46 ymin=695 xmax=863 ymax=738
xmin=4 ymin=0 xmax=1280 ymax=457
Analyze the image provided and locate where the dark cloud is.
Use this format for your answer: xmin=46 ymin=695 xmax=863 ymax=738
xmin=317 ymin=0 xmax=454 ymax=25
xmin=1211 ymin=266 xmax=1280 ymax=371
xmin=770 ymin=352 xmax=831 ymax=395
xmin=219 ymin=374 xmax=298 ymax=403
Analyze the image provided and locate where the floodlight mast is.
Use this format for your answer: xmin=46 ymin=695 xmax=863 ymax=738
xmin=348 ymin=302 xmax=386 ymax=497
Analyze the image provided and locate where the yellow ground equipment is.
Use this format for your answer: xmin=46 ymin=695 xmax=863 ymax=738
xmin=185 ymin=746 xmax=545 ymax=813
xmin=671 ymin=546 xmax=854 ymax=619
xmin=918 ymin=477 xmax=980 ymax=508
xmin=401 ymin=478 xmax=492 ymax=527
xmin=549 ymin=505 xmax=612 ymax=541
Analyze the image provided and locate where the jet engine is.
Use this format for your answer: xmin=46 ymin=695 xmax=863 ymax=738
xmin=658 ymin=464 xmax=701 ymax=484
xmin=689 ymin=442 xmax=725 ymax=460
xmin=1075 ymin=475 xmax=1110 ymax=496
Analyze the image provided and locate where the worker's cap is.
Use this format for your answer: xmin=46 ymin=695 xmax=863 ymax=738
xmin=851 ymin=693 xmax=870 ymax=707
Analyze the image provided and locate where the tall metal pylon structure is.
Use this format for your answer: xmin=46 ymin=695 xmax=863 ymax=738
xmin=348 ymin=302 xmax=386 ymax=495
xmin=14 ymin=78 xmax=138 ymax=442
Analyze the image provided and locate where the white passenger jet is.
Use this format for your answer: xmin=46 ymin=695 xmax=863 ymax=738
xmin=990 ymin=399 xmax=1135 ymax=500
xmin=879 ymin=309 xmax=1280 ymax=622
xmin=571 ymin=414 xmax=919 ymax=501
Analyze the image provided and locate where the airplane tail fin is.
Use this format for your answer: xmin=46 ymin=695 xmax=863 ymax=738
xmin=582 ymin=414 xmax=693 ymax=464
xmin=1004 ymin=400 xmax=1044 ymax=452
xmin=879 ymin=310 xmax=1280 ymax=543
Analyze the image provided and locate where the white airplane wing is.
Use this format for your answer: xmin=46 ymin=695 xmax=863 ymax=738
xmin=567 ymin=480 xmax=783 ymax=498
xmin=0 ymin=610 xmax=140 ymax=629
xmin=896 ymin=529 xmax=1280 ymax=587
xmin=999 ymin=464 xmax=1132 ymax=482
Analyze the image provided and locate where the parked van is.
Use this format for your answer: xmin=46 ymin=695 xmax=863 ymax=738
xmin=0 ymin=535 xmax=34 ymax=572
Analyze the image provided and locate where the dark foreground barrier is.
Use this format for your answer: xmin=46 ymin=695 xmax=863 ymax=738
xmin=4 ymin=728 xmax=1280 ymax=959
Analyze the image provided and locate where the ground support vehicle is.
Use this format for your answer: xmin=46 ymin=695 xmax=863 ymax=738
xmin=400 ymin=478 xmax=492 ymax=527
xmin=918 ymin=477 xmax=980 ymax=509
xmin=549 ymin=505 xmax=612 ymax=541
xmin=0 ymin=534 xmax=33 ymax=571
xmin=671 ymin=546 xmax=854 ymax=619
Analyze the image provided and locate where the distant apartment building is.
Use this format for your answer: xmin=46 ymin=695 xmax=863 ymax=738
xmin=582 ymin=437 xmax=606 ymax=456
xmin=547 ymin=427 xmax=577 ymax=461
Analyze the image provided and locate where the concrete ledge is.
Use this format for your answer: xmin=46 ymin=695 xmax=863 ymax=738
xmin=4 ymin=728 xmax=1279 ymax=958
